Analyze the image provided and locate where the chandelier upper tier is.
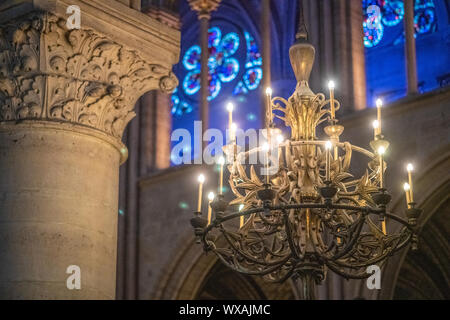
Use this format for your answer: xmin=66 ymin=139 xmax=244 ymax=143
xmin=189 ymin=5 xmax=422 ymax=300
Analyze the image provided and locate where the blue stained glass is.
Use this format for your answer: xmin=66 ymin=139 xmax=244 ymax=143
xmin=176 ymin=27 xmax=263 ymax=116
xmin=243 ymin=67 xmax=262 ymax=90
xmin=208 ymin=72 xmax=221 ymax=101
xmin=363 ymin=19 xmax=384 ymax=47
xmin=415 ymin=0 xmax=434 ymax=10
xmin=415 ymin=8 xmax=436 ymax=34
xmin=244 ymin=32 xmax=262 ymax=68
xmin=220 ymin=32 xmax=240 ymax=57
xmin=183 ymin=45 xmax=201 ymax=70
xmin=362 ymin=0 xmax=437 ymax=48
xmin=382 ymin=0 xmax=404 ymax=27
xmin=171 ymin=88 xmax=194 ymax=117
xmin=183 ymin=70 xmax=201 ymax=95
xmin=217 ymin=58 xmax=239 ymax=83
xmin=208 ymin=27 xmax=222 ymax=48
xmin=233 ymin=81 xmax=248 ymax=96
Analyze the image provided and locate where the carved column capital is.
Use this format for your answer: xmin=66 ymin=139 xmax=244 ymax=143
xmin=0 ymin=11 xmax=178 ymax=139
xmin=188 ymin=0 xmax=221 ymax=20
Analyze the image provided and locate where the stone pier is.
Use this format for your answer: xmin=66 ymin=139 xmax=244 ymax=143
xmin=0 ymin=0 xmax=179 ymax=299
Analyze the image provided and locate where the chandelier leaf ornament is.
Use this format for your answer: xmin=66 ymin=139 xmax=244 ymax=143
xmin=190 ymin=2 xmax=422 ymax=300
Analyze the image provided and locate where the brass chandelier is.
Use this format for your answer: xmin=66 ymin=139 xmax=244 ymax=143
xmin=189 ymin=5 xmax=422 ymax=300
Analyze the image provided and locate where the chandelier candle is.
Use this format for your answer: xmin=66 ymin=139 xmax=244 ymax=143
xmin=262 ymin=143 xmax=270 ymax=184
xmin=328 ymin=80 xmax=336 ymax=119
xmin=239 ymin=204 xmax=245 ymax=228
xmin=376 ymin=98 xmax=383 ymax=136
xmin=207 ymin=192 xmax=215 ymax=225
xmin=218 ymin=156 xmax=225 ymax=194
xmin=197 ymin=174 xmax=205 ymax=213
xmin=404 ymin=183 xmax=412 ymax=209
xmin=372 ymin=120 xmax=379 ymax=140
xmin=378 ymin=146 xmax=385 ymax=188
xmin=406 ymin=163 xmax=414 ymax=202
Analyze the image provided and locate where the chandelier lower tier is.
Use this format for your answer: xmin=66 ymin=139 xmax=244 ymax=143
xmin=189 ymin=13 xmax=422 ymax=300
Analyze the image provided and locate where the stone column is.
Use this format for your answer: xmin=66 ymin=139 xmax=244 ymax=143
xmin=188 ymin=0 xmax=220 ymax=148
xmin=0 ymin=0 xmax=179 ymax=299
xmin=404 ymin=0 xmax=418 ymax=95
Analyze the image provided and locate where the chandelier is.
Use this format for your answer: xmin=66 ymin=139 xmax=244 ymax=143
xmin=189 ymin=6 xmax=422 ymax=300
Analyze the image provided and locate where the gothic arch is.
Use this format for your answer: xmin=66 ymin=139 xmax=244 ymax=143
xmin=154 ymin=231 xmax=297 ymax=300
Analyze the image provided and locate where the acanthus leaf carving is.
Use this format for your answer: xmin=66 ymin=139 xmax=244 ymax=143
xmin=0 ymin=11 xmax=179 ymax=139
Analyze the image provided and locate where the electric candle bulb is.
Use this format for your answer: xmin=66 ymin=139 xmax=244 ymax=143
xmin=262 ymin=142 xmax=270 ymax=152
xmin=328 ymin=80 xmax=335 ymax=90
xmin=230 ymin=123 xmax=237 ymax=142
xmin=325 ymin=141 xmax=332 ymax=150
xmin=406 ymin=163 xmax=414 ymax=202
xmin=239 ymin=204 xmax=244 ymax=211
xmin=377 ymin=146 xmax=385 ymax=188
xmin=207 ymin=191 xmax=214 ymax=225
xmin=403 ymin=183 xmax=412 ymax=208
xmin=376 ymin=98 xmax=383 ymax=136
xmin=376 ymin=98 xmax=383 ymax=108
xmin=218 ymin=156 xmax=225 ymax=194
xmin=372 ymin=120 xmax=379 ymax=140
xmin=265 ymin=87 xmax=273 ymax=96
xmin=226 ymin=102 xmax=234 ymax=113
xmin=328 ymin=80 xmax=336 ymax=119
xmin=197 ymin=174 xmax=205 ymax=212
xmin=276 ymin=134 xmax=284 ymax=144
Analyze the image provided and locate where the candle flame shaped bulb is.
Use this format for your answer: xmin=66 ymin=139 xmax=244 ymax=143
xmin=265 ymin=87 xmax=273 ymax=96
xmin=207 ymin=191 xmax=214 ymax=225
xmin=197 ymin=174 xmax=205 ymax=212
xmin=328 ymin=80 xmax=336 ymax=119
xmin=218 ymin=156 xmax=225 ymax=194
xmin=406 ymin=163 xmax=414 ymax=202
xmin=276 ymin=134 xmax=284 ymax=144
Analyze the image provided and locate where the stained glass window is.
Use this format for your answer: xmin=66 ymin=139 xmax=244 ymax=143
xmin=363 ymin=0 xmax=436 ymax=48
xmin=173 ymin=27 xmax=263 ymax=117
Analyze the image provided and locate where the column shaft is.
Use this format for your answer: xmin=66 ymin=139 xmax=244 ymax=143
xmin=0 ymin=124 xmax=121 ymax=299
xmin=404 ymin=0 xmax=418 ymax=95
xmin=200 ymin=16 xmax=210 ymax=143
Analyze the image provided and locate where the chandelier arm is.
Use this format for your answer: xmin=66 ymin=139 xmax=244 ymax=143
xmin=283 ymin=209 xmax=302 ymax=260
xmin=324 ymin=214 xmax=367 ymax=261
xmin=383 ymin=212 xmax=415 ymax=231
xmin=219 ymin=226 xmax=291 ymax=267
xmin=212 ymin=250 xmax=292 ymax=276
